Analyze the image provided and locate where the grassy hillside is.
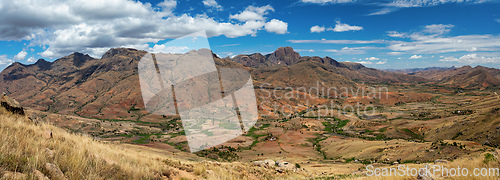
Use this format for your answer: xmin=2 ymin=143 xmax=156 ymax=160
xmin=0 ymin=107 xmax=303 ymax=179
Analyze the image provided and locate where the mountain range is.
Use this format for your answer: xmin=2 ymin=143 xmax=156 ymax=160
xmin=0 ymin=47 xmax=499 ymax=122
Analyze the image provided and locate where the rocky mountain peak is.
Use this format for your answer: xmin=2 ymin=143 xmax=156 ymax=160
xmin=267 ymin=46 xmax=300 ymax=66
xmin=33 ymin=59 xmax=53 ymax=71
xmin=101 ymin=48 xmax=143 ymax=59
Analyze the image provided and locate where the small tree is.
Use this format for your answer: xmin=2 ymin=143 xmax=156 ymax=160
xmin=295 ymin=163 xmax=301 ymax=168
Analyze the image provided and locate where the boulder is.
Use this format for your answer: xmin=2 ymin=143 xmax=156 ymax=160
xmin=43 ymin=130 xmax=53 ymax=139
xmin=253 ymin=161 xmax=266 ymax=167
xmin=32 ymin=169 xmax=50 ymax=180
xmin=45 ymin=148 xmax=55 ymax=159
xmin=264 ymin=159 xmax=275 ymax=168
xmin=44 ymin=163 xmax=67 ymax=180
xmin=253 ymin=159 xmax=276 ymax=168
xmin=0 ymin=93 xmax=25 ymax=115
xmin=1 ymin=171 xmax=28 ymax=179
xmin=275 ymin=160 xmax=296 ymax=172
xmin=275 ymin=160 xmax=290 ymax=167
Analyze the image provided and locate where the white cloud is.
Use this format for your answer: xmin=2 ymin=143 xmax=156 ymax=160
xmin=368 ymin=8 xmax=395 ymax=16
xmin=357 ymin=61 xmax=372 ymax=64
xmin=389 ymin=34 xmax=500 ymax=54
xmin=366 ymin=57 xmax=380 ymax=60
xmin=151 ymin=45 xmax=189 ymax=53
xmin=0 ymin=55 xmax=14 ymax=65
xmin=27 ymin=57 xmax=37 ymax=63
xmin=202 ymin=0 xmax=223 ymax=11
xmin=439 ymin=54 xmax=500 ymax=64
xmin=158 ymin=0 xmax=177 ymax=16
xmin=288 ymin=39 xmax=384 ymax=44
xmin=365 ymin=0 xmax=490 ymax=15
xmin=387 ymin=31 xmax=407 ymax=38
xmin=229 ymin=5 xmax=274 ymax=22
xmin=13 ymin=51 xmax=28 ymax=61
xmin=265 ymin=19 xmax=288 ymax=34
xmin=295 ymin=49 xmax=316 ymax=52
xmin=387 ymin=52 xmax=404 ymax=55
xmin=328 ymin=21 xmax=363 ymax=32
xmin=496 ymin=19 xmax=500 ymax=23
xmin=387 ymin=24 xmax=500 ymax=54
xmin=301 ymin=0 xmax=356 ymax=4
xmin=386 ymin=0 xmax=487 ymax=8
xmin=0 ymin=1 xmax=287 ymax=58
xmin=409 ymin=54 xmax=423 ymax=59
xmin=310 ymin=25 xmax=326 ymax=33
xmin=423 ymin=24 xmax=454 ymax=35
xmin=325 ymin=47 xmax=362 ymax=54
xmin=325 ymin=46 xmax=382 ymax=55
xmin=376 ymin=61 xmax=387 ymax=64
xmin=312 ymin=21 xmax=363 ymax=33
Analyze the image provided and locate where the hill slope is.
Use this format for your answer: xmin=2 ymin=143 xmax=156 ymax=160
xmin=0 ymin=104 xmax=303 ymax=179
xmin=440 ymin=69 xmax=500 ymax=89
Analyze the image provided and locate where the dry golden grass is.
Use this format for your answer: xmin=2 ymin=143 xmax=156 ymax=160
xmin=0 ymin=107 xmax=173 ymax=179
xmin=0 ymin=107 xmax=306 ymax=179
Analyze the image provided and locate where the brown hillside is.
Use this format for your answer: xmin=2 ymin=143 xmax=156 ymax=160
xmin=440 ymin=69 xmax=500 ymax=89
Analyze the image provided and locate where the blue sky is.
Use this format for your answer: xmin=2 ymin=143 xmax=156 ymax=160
xmin=0 ymin=0 xmax=499 ymax=70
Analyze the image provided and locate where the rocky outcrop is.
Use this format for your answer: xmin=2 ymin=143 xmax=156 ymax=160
xmin=254 ymin=159 xmax=298 ymax=173
xmin=44 ymin=163 xmax=67 ymax=180
xmin=101 ymin=48 xmax=142 ymax=59
xmin=33 ymin=170 xmax=50 ymax=180
xmin=1 ymin=93 xmax=25 ymax=115
xmin=253 ymin=159 xmax=275 ymax=168
xmin=1 ymin=171 xmax=28 ymax=179
xmin=267 ymin=47 xmax=300 ymax=66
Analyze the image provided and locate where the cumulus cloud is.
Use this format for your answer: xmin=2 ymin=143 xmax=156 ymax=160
xmin=310 ymin=25 xmax=326 ymax=33
xmin=26 ymin=57 xmax=37 ymax=63
xmin=301 ymin=0 xmax=356 ymax=4
xmin=158 ymin=0 xmax=177 ymax=16
xmin=229 ymin=5 xmax=274 ymax=22
xmin=376 ymin=61 xmax=387 ymax=64
xmin=0 ymin=55 xmax=14 ymax=65
xmin=439 ymin=54 xmax=500 ymax=64
xmin=202 ymin=0 xmax=223 ymax=11
xmin=13 ymin=51 xmax=28 ymax=61
xmin=357 ymin=61 xmax=372 ymax=64
xmin=265 ymin=19 xmax=288 ymax=34
xmin=409 ymin=54 xmax=423 ymax=59
xmin=366 ymin=57 xmax=380 ymax=60
xmin=311 ymin=21 xmax=363 ymax=33
xmin=0 ymin=1 xmax=287 ymax=58
xmin=328 ymin=21 xmax=363 ymax=32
